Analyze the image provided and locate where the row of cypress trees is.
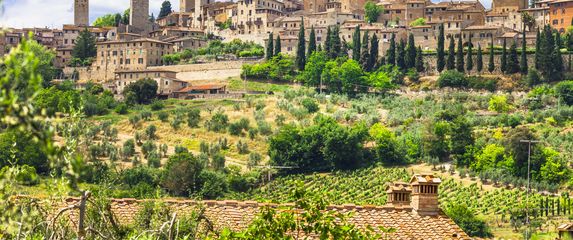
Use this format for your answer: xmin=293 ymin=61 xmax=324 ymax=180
xmin=265 ymin=19 xmax=567 ymax=79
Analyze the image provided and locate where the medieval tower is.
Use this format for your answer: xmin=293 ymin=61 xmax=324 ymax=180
xmin=130 ymin=0 xmax=149 ymax=31
xmin=180 ymin=0 xmax=195 ymax=12
xmin=74 ymin=0 xmax=89 ymax=26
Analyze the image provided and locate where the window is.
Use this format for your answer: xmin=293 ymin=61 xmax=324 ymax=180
xmin=138 ymin=58 xmax=144 ymax=64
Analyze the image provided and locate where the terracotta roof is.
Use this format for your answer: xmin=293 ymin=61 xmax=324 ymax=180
xmin=176 ymin=84 xmax=226 ymax=92
xmin=410 ymin=174 xmax=442 ymax=184
xmin=50 ymin=198 xmax=470 ymax=239
xmin=96 ymin=38 xmax=173 ymax=45
xmin=386 ymin=182 xmax=413 ymax=193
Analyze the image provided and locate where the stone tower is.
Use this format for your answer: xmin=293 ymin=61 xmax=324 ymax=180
xmin=130 ymin=0 xmax=149 ymax=31
xmin=409 ymin=174 xmax=441 ymax=216
xmin=180 ymin=0 xmax=195 ymax=12
xmin=74 ymin=0 xmax=89 ymax=26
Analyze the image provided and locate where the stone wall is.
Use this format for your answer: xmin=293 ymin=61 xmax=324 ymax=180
xmin=148 ymin=60 xmax=262 ymax=81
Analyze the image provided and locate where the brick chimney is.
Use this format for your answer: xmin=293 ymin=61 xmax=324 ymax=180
xmin=409 ymin=174 xmax=442 ymax=216
xmin=385 ymin=182 xmax=412 ymax=208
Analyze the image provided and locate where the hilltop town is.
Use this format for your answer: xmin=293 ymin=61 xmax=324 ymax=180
xmin=0 ymin=0 xmax=560 ymax=89
xmin=3 ymin=0 xmax=573 ymax=239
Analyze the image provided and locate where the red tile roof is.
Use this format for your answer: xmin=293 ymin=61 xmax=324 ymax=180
xmin=50 ymin=198 xmax=470 ymax=239
xmin=175 ymin=84 xmax=226 ymax=92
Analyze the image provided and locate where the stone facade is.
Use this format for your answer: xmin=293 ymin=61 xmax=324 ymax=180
xmin=74 ymin=0 xmax=89 ymax=27
xmin=94 ymin=38 xmax=173 ymax=81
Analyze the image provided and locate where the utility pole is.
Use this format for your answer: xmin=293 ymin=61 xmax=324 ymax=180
xmin=520 ymin=139 xmax=540 ymax=240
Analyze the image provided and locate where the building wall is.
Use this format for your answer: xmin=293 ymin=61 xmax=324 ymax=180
xmin=74 ymin=0 xmax=89 ymax=26
xmin=550 ymin=1 xmax=573 ymax=32
xmin=491 ymin=0 xmax=526 ymax=14
xmin=94 ymin=40 xmax=173 ymax=76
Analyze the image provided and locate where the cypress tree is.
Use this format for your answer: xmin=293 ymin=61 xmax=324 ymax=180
xmin=447 ymin=35 xmax=455 ymax=70
xmin=553 ymin=42 xmax=564 ymax=81
xmin=456 ymin=34 xmax=464 ymax=72
xmin=296 ymin=17 xmax=306 ymax=70
xmin=275 ymin=35 xmax=281 ymax=56
xmin=330 ymin=26 xmax=342 ymax=59
xmin=308 ymin=26 xmax=316 ymax=57
xmin=341 ymin=37 xmax=349 ymax=57
xmin=318 ymin=44 xmax=323 ymax=52
xmin=360 ymin=32 xmax=370 ymax=69
xmin=520 ymin=27 xmax=528 ymax=74
xmin=397 ymin=39 xmax=406 ymax=70
xmin=437 ymin=23 xmax=446 ymax=72
xmin=352 ymin=25 xmax=361 ymax=61
xmin=415 ymin=46 xmax=424 ymax=72
xmin=535 ymin=30 xmax=541 ymax=69
xmin=406 ymin=33 xmax=417 ymax=69
xmin=476 ymin=44 xmax=483 ymax=73
xmin=266 ymin=32 xmax=274 ymax=60
xmin=466 ymin=34 xmax=473 ymax=72
xmin=325 ymin=27 xmax=332 ymax=56
xmin=387 ymin=33 xmax=396 ymax=65
xmin=368 ymin=34 xmax=379 ymax=72
xmin=539 ymin=25 xmax=555 ymax=80
xmin=507 ymin=41 xmax=520 ymax=74
xmin=501 ymin=38 xmax=507 ymax=73
xmin=488 ymin=38 xmax=495 ymax=73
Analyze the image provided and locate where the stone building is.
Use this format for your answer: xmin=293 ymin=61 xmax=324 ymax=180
xmin=74 ymin=0 xmax=89 ymax=27
xmin=111 ymin=69 xmax=188 ymax=97
xmin=234 ymin=0 xmax=286 ymax=35
xmin=491 ymin=0 xmax=527 ymax=14
xmin=94 ymin=38 xmax=173 ymax=80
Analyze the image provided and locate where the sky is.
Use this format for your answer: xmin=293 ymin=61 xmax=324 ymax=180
xmin=0 ymin=0 xmax=493 ymax=29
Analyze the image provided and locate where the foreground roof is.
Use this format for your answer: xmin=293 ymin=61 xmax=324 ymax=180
xmin=52 ymin=198 xmax=469 ymax=239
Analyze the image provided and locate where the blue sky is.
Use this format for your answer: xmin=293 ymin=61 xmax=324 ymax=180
xmin=0 ymin=0 xmax=493 ymax=29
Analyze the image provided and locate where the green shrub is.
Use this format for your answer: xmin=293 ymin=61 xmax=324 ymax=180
xmin=15 ymin=165 xmax=40 ymax=186
xmin=145 ymin=125 xmax=157 ymax=139
xmin=150 ymin=100 xmax=165 ymax=111
xmin=236 ymin=140 xmax=249 ymax=154
xmin=555 ymin=80 xmax=573 ymax=105
xmin=437 ymin=70 xmax=468 ymax=88
xmin=140 ymin=110 xmax=152 ymax=121
xmin=206 ymin=112 xmax=229 ymax=132
xmin=122 ymin=139 xmax=136 ymax=159
xmin=488 ymin=95 xmax=512 ymax=113
xmin=158 ymin=111 xmax=169 ymax=122
xmin=301 ymin=98 xmax=319 ymax=113
xmin=114 ymin=103 xmax=129 ymax=114
xmin=187 ymin=109 xmax=201 ymax=128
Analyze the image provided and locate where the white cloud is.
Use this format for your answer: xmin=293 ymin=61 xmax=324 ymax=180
xmin=0 ymin=0 xmax=179 ymax=29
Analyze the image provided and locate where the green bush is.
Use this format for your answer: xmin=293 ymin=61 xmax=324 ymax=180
xmin=158 ymin=111 xmax=169 ymax=122
xmin=15 ymin=165 xmax=40 ymax=186
xmin=444 ymin=204 xmax=492 ymax=238
xmin=114 ymin=103 xmax=129 ymax=114
xmin=187 ymin=109 xmax=201 ymax=128
xmin=206 ymin=112 xmax=229 ymax=132
xmin=150 ymin=100 xmax=165 ymax=111
xmin=555 ymin=80 xmax=573 ymax=105
xmin=437 ymin=70 xmax=468 ymax=88
xmin=301 ymin=98 xmax=319 ymax=113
